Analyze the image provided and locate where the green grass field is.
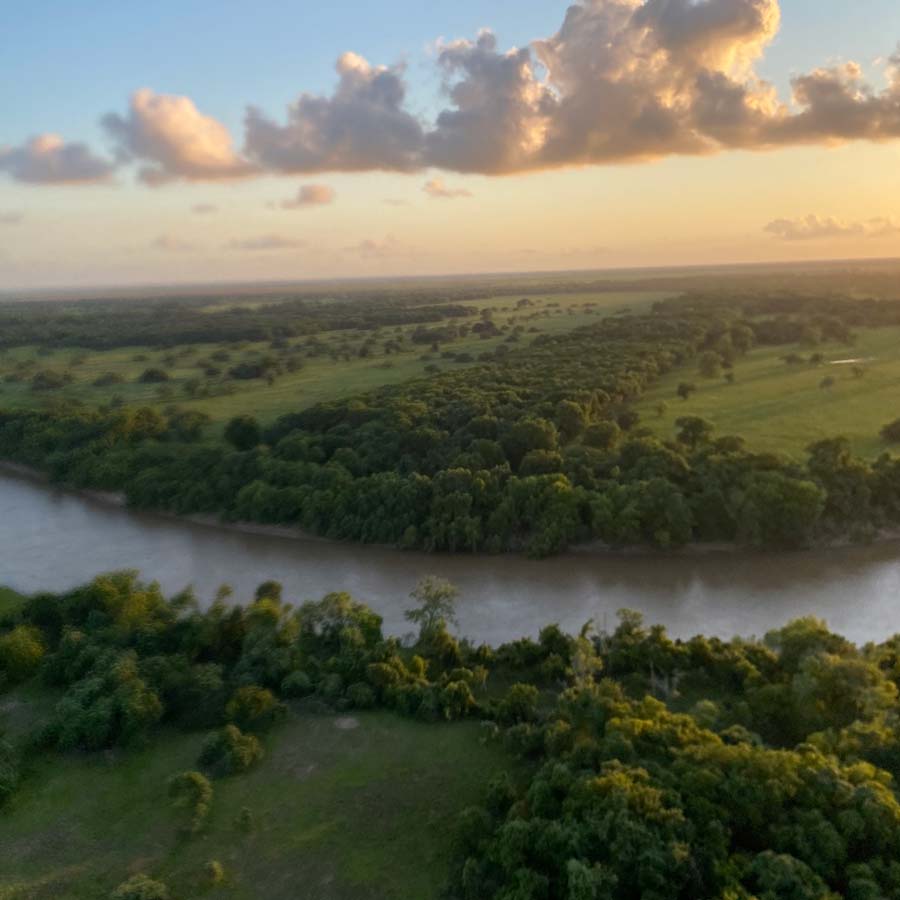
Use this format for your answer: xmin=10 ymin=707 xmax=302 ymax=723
xmin=637 ymin=326 xmax=900 ymax=459
xmin=0 ymin=699 xmax=512 ymax=900
xmin=0 ymin=290 xmax=669 ymax=430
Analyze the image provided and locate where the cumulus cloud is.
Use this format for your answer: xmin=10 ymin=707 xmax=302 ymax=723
xmin=244 ymin=52 xmax=425 ymax=173
xmin=103 ymin=89 xmax=255 ymax=185
xmin=226 ymin=234 xmax=307 ymax=251
xmin=0 ymin=212 xmax=24 ymax=225
xmin=422 ymin=177 xmax=472 ymax=199
xmin=765 ymin=214 xmax=900 ymax=241
xmin=192 ymin=203 xmax=218 ymax=214
xmin=0 ymin=134 xmax=115 ymax=184
xmin=10 ymin=2 xmax=900 ymax=184
xmin=152 ymin=234 xmax=199 ymax=252
xmin=278 ymin=183 xmax=336 ymax=208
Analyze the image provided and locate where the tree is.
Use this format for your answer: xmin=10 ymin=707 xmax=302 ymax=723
xmin=583 ymin=421 xmax=621 ymax=450
xmin=224 ymin=415 xmax=261 ymax=451
xmin=677 ymin=382 xmax=697 ymax=400
xmin=881 ymin=419 xmax=900 ymax=443
xmin=675 ymin=416 xmax=714 ymax=449
xmin=405 ymin=576 xmax=459 ymax=639
xmin=698 ymin=351 xmax=722 ymax=379
xmin=199 ymin=724 xmax=264 ymax=777
xmin=137 ymin=367 xmax=169 ymax=384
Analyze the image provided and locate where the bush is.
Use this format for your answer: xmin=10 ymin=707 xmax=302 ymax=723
xmin=167 ymin=770 xmax=213 ymax=834
xmin=225 ymin=685 xmax=285 ymax=731
xmin=0 ymin=625 xmax=45 ymax=683
xmin=496 ymin=683 xmax=539 ymax=725
xmin=199 ymin=724 xmax=264 ymax=777
xmin=346 ymin=682 xmax=376 ymax=709
xmin=882 ymin=419 xmax=900 ymax=443
xmin=281 ymin=670 xmax=313 ymax=698
xmin=110 ymin=875 xmax=169 ymax=900
xmin=137 ymin=368 xmax=169 ymax=384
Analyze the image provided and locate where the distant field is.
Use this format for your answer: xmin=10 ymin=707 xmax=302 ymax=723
xmin=0 ymin=289 xmax=669 ymax=429
xmin=0 ymin=701 xmax=511 ymax=900
xmin=637 ymin=326 xmax=900 ymax=459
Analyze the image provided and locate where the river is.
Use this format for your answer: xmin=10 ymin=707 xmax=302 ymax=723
xmin=2 ymin=471 xmax=900 ymax=645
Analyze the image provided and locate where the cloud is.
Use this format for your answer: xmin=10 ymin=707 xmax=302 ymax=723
xmin=764 ymin=214 xmax=900 ymax=240
xmin=0 ymin=134 xmax=115 ymax=184
xmin=152 ymin=234 xmax=199 ymax=252
xmin=245 ymin=52 xmax=425 ymax=173
xmin=0 ymin=212 xmax=24 ymax=225
xmin=383 ymin=198 xmax=409 ymax=206
xmin=422 ymin=177 xmax=472 ymax=199
xmin=10 ymin=2 xmax=900 ymax=185
xmin=192 ymin=203 xmax=218 ymax=214
xmin=103 ymin=89 xmax=255 ymax=185
xmin=344 ymin=234 xmax=406 ymax=258
xmin=278 ymin=183 xmax=336 ymax=208
xmin=226 ymin=234 xmax=307 ymax=251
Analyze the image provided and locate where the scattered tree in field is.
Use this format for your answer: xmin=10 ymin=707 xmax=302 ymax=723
xmin=655 ymin=402 xmax=668 ymax=418
xmin=675 ymin=417 xmax=714 ymax=449
xmin=199 ymin=725 xmax=264 ymax=777
xmin=820 ymin=375 xmax=836 ymax=390
xmin=137 ymin=367 xmax=169 ymax=384
xmin=677 ymin=382 xmax=697 ymax=400
xmin=225 ymin=685 xmax=285 ymax=731
xmin=882 ymin=419 xmax=900 ymax=443
xmin=698 ymin=351 xmax=722 ymax=379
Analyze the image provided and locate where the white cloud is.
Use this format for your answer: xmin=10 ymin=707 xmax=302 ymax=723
xmin=278 ymin=184 xmax=336 ymax=208
xmin=0 ymin=134 xmax=115 ymax=184
xmin=103 ymin=89 xmax=255 ymax=185
xmin=765 ymin=214 xmax=900 ymax=240
xmin=423 ymin=177 xmax=472 ymax=199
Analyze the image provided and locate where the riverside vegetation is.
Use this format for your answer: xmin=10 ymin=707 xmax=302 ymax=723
xmin=6 ymin=573 xmax=900 ymax=898
xmin=5 ymin=272 xmax=900 ymax=553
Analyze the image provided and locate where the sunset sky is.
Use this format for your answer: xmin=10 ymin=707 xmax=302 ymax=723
xmin=3 ymin=0 xmax=900 ymax=289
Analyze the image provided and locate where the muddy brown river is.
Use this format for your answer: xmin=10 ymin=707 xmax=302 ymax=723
xmin=2 ymin=471 xmax=899 ymax=645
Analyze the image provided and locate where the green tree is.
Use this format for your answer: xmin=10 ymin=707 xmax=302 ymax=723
xmin=224 ymin=415 xmax=261 ymax=451
xmin=405 ymin=576 xmax=460 ymax=640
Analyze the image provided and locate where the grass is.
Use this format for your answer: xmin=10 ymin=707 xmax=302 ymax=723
xmin=636 ymin=326 xmax=900 ymax=459
xmin=0 ymin=290 xmax=669 ymax=430
xmin=0 ymin=699 xmax=512 ymax=900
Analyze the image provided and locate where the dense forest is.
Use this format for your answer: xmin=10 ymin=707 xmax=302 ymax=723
xmin=3 ymin=292 xmax=900 ymax=553
xmin=5 ymin=571 xmax=900 ymax=897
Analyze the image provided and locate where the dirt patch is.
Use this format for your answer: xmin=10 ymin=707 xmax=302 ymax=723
xmin=333 ymin=717 xmax=359 ymax=731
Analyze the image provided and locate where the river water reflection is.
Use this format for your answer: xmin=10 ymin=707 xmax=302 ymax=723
xmin=2 ymin=472 xmax=900 ymax=645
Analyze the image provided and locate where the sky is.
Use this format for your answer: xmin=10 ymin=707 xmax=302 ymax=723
xmin=2 ymin=0 xmax=900 ymax=290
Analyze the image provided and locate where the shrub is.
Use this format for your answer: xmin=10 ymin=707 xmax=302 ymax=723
xmin=0 ymin=625 xmax=45 ymax=683
xmin=225 ymin=685 xmax=284 ymax=731
xmin=199 ymin=724 xmax=264 ymax=777
xmin=347 ymin=682 xmax=376 ymax=709
xmin=281 ymin=670 xmax=313 ymax=698
xmin=137 ymin=368 xmax=169 ymax=384
xmin=168 ymin=770 xmax=213 ymax=834
xmin=497 ymin=683 xmax=539 ymax=725
xmin=882 ymin=419 xmax=900 ymax=443
xmin=110 ymin=874 xmax=169 ymax=900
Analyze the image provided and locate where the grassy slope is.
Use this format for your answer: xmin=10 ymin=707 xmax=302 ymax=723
xmin=0 ymin=702 xmax=511 ymax=900
xmin=636 ymin=326 xmax=900 ymax=459
xmin=0 ymin=290 xmax=668 ymax=429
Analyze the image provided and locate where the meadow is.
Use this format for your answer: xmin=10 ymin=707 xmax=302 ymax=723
xmin=0 ymin=697 xmax=511 ymax=900
xmin=0 ymin=289 xmax=669 ymax=431
xmin=636 ymin=325 xmax=900 ymax=460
